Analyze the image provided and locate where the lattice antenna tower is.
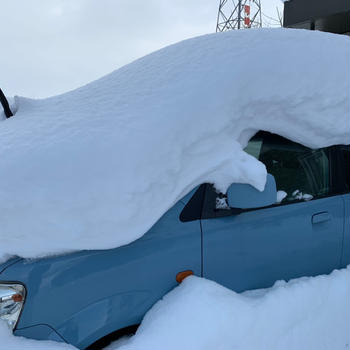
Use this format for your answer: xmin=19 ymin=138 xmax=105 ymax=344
xmin=216 ymin=0 xmax=262 ymax=32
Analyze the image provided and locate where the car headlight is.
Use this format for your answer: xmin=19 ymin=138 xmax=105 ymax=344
xmin=0 ymin=283 xmax=26 ymax=329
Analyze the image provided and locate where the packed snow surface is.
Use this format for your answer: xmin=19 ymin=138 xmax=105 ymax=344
xmin=0 ymin=29 xmax=349 ymax=260
xmin=1 ymin=267 xmax=349 ymax=350
xmin=113 ymin=267 xmax=350 ymax=350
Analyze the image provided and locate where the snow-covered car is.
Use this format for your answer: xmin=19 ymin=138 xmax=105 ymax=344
xmin=0 ymin=29 xmax=349 ymax=349
xmin=1 ymin=130 xmax=349 ymax=349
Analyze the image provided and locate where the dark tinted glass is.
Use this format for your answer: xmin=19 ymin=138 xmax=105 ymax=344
xmin=245 ymin=132 xmax=330 ymax=203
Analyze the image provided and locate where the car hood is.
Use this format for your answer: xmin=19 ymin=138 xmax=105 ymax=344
xmin=0 ymin=257 xmax=22 ymax=275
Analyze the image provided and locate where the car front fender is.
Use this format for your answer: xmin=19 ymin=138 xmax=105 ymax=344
xmin=55 ymin=290 xmax=152 ymax=349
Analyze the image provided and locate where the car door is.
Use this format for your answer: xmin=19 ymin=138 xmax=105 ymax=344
xmin=201 ymin=131 xmax=344 ymax=292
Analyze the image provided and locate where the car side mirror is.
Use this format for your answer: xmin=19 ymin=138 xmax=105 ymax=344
xmin=227 ymin=174 xmax=277 ymax=209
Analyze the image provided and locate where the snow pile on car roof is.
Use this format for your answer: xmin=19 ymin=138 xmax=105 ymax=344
xmin=0 ymin=29 xmax=349 ymax=260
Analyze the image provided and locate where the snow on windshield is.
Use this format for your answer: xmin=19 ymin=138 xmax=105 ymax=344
xmin=0 ymin=29 xmax=349 ymax=261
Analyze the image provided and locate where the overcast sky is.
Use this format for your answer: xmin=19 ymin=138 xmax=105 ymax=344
xmin=1 ymin=0 xmax=283 ymax=98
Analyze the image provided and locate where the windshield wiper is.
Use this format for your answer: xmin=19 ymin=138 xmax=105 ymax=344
xmin=0 ymin=88 xmax=13 ymax=118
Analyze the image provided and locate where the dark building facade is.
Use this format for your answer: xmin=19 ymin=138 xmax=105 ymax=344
xmin=283 ymin=0 xmax=350 ymax=35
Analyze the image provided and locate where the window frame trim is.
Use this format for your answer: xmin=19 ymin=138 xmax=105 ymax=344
xmin=200 ymin=183 xmax=345 ymax=221
xmin=333 ymin=145 xmax=350 ymax=194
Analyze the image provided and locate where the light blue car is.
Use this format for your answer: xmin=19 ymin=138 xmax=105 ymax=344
xmin=1 ymin=131 xmax=349 ymax=349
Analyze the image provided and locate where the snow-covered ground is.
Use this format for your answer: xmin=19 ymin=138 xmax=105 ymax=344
xmin=0 ymin=28 xmax=349 ymax=262
xmin=113 ymin=268 xmax=350 ymax=350
xmin=1 ymin=267 xmax=349 ymax=350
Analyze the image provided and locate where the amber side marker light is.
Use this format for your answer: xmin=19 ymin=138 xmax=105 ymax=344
xmin=12 ymin=294 xmax=23 ymax=303
xmin=176 ymin=270 xmax=194 ymax=283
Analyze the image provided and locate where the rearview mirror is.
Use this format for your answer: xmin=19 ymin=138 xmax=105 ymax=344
xmin=227 ymin=174 xmax=277 ymax=209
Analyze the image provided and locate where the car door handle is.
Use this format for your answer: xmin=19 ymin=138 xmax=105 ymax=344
xmin=312 ymin=212 xmax=331 ymax=224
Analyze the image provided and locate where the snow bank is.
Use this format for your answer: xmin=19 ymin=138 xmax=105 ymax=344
xmin=113 ymin=267 xmax=350 ymax=350
xmin=0 ymin=29 xmax=349 ymax=260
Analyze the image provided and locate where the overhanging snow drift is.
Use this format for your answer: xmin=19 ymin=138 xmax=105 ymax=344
xmin=0 ymin=29 xmax=349 ymax=260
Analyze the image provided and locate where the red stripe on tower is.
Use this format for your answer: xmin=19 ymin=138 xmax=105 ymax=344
xmin=244 ymin=4 xmax=251 ymax=28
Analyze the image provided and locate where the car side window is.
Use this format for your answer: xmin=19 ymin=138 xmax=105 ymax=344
xmin=181 ymin=131 xmax=337 ymax=222
xmin=244 ymin=131 xmax=331 ymax=203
